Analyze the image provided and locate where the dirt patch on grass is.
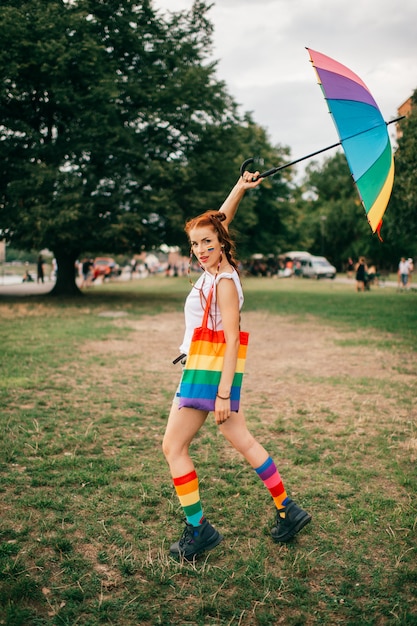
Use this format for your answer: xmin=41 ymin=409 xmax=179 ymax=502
xmin=242 ymin=312 xmax=415 ymax=425
xmin=82 ymin=311 xmax=416 ymax=433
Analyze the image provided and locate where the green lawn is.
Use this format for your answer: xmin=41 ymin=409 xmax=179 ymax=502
xmin=1 ymin=277 xmax=416 ymax=625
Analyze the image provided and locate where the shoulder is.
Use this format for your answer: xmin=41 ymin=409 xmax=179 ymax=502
xmin=216 ymin=274 xmax=238 ymax=290
xmin=215 ymin=270 xmax=243 ymax=302
xmin=215 ymin=271 xmax=235 ymax=283
xmin=215 ymin=270 xmax=242 ymax=290
xmin=215 ymin=267 xmax=240 ymax=282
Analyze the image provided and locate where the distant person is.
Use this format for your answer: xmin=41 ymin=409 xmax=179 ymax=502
xmin=81 ymin=258 xmax=93 ymax=288
xmin=37 ymin=255 xmax=45 ymax=284
xmin=407 ymin=258 xmax=414 ymax=285
xmin=347 ymin=257 xmax=354 ymax=279
xmin=22 ymin=270 xmax=34 ymax=282
xmin=355 ymin=257 xmax=367 ymax=292
xmin=130 ymin=258 xmax=137 ymax=279
xmin=367 ymin=264 xmax=378 ymax=288
xmin=285 ymin=258 xmax=294 ymax=276
xmin=398 ymin=257 xmax=410 ymax=290
xmin=51 ymin=257 xmax=58 ymax=281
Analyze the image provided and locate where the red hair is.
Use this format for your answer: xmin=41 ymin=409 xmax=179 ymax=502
xmin=185 ymin=211 xmax=238 ymax=272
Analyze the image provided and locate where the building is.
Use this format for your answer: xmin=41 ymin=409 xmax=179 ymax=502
xmin=397 ymin=96 xmax=413 ymax=140
xmin=398 ymin=97 xmax=413 ymax=119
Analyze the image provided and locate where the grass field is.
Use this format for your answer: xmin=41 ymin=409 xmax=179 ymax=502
xmin=0 ymin=277 xmax=416 ymax=625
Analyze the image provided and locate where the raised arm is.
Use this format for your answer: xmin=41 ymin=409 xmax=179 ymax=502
xmin=219 ymin=170 xmax=263 ymax=228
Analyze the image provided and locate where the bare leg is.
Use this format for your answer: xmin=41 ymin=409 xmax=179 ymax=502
xmin=162 ymin=400 xmax=208 ymax=477
xmin=163 ymin=401 xmax=225 ymax=558
xmin=219 ymin=408 xmax=269 ymax=468
xmin=220 ymin=408 xmax=311 ymax=542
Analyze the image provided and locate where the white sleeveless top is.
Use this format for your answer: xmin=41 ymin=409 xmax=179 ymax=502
xmin=179 ymin=269 xmax=244 ymax=355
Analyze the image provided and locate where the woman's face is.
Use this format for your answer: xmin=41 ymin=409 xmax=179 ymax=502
xmin=189 ymin=226 xmax=222 ymax=273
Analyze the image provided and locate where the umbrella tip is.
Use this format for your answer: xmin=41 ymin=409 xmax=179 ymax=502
xmin=375 ymin=220 xmax=384 ymax=242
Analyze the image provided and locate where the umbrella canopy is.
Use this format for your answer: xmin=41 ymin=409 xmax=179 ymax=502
xmin=307 ymin=48 xmax=394 ymax=236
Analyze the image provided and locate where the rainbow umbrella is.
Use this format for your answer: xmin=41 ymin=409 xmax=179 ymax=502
xmin=242 ymin=49 xmax=403 ymax=238
xmin=307 ymin=48 xmax=394 ymax=238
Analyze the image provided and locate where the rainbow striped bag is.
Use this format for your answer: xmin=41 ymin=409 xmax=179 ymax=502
xmin=178 ymin=285 xmax=249 ymax=412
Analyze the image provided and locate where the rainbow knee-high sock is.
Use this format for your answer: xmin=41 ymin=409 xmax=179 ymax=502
xmin=254 ymin=456 xmax=289 ymax=515
xmin=173 ymin=470 xmax=204 ymax=526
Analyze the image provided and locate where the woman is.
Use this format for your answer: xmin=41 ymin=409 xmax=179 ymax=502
xmin=37 ymin=254 xmax=45 ymax=284
xmin=355 ymin=257 xmax=367 ymax=292
xmin=162 ymin=170 xmax=311 ymax=560
xmin=398 ymin=257 xmax=410 ymax=289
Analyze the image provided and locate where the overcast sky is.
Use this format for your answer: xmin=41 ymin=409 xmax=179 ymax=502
xmin=154 ymin=0 xmax=416 ymax=176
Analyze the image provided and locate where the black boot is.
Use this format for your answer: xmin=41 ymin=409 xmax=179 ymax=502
xmin=170 ymin=519 xmax=223 ymax=559
xmin=271 ymin=499 xmax=311 ymax=543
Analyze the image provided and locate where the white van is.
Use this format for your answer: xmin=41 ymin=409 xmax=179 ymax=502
xmin=301 ymin=256 xmax=336 ymax=279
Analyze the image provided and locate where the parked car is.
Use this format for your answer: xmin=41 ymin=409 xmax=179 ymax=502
xmin=301 ymin=256 xmax=336 ymax=279
xmin=93 ymin=257 xmax=121 ymax=280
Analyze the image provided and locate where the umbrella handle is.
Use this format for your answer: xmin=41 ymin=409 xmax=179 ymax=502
xmin=240 ymin=157 xmax=279 ymax=181
xmin=240 ymin=158 xmax=255 ymax=177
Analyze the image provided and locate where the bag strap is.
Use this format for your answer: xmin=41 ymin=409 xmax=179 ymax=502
xmin=201 ymin=283 xmax=215 ymax=329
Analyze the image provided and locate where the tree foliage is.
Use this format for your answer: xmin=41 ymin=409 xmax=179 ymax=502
xmin=167 ymin=114 xmax=297 ymax=260
xmin=385 ymin=91 xmax=417 ymax=259
xmin=300 ymin=152 xmax=372 ymax=267
xmin=1 ymin=0 xmax=293 ymax=294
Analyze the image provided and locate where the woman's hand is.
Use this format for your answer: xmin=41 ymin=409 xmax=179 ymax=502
xmin=214 ymin=396 xmax=231 ymax=425
xmin=240 ymin=170 xmax=263 ymax=189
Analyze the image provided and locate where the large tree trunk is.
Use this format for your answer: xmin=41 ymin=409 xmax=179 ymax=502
xmin=49 ymin=251 xmax=82 ymax=297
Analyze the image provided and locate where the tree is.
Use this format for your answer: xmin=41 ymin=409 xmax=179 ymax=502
xmin=300 ymin=152 xmax=367 ymax=267
xmin=0 ymin=0 xmax=247 ymax=295
xmin=385 ymin=90 xmax=417 ymax=261
xmin=161 ymin=114 xmax=297 ymax=260
xmin=228 ymin=118 xmax=297 ymax=258
xmin=299 ymin=148 xmax=411 ymax=270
